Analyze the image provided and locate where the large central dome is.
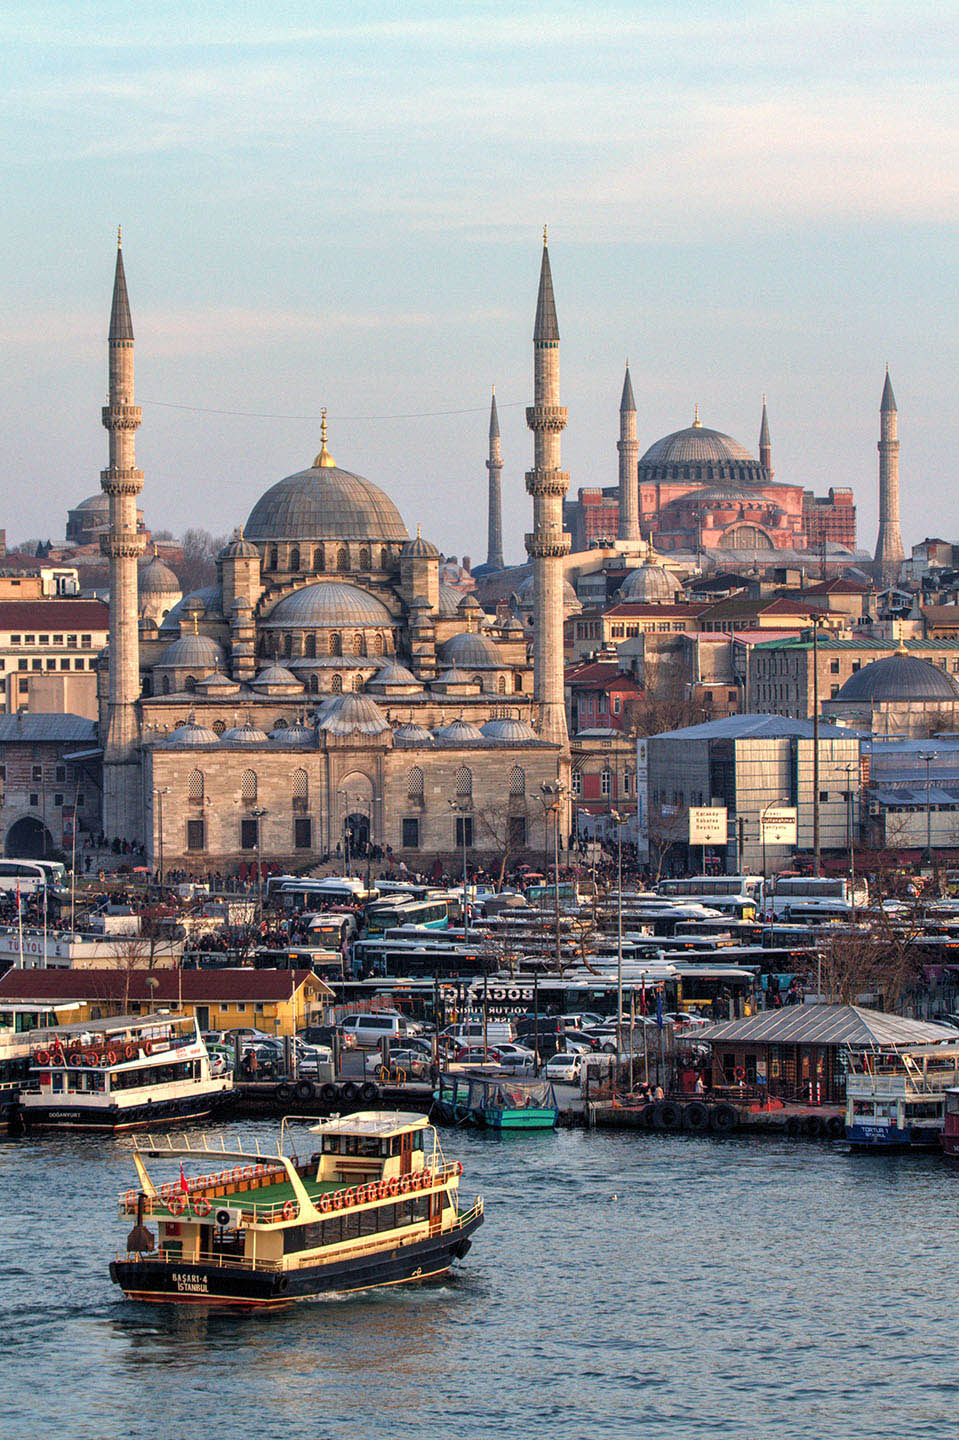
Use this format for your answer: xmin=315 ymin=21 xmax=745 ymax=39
xmin=640 ymin=425 xmax=755 ymax=467
xmin=245 ymin=455 xmax=409 ymax=545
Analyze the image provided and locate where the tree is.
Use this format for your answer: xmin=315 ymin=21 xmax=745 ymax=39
xmin=816 ymin=905 xmax=925 ymax=1009
xmin=472 ymin=802 xmax=531 ymax=889
xmin=623 ymin=664 xmax=705 ymax=738
xmin=176 ymin=529 xmax=229 ymax=594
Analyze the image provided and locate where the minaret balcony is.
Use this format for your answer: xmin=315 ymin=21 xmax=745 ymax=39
xmin=101 ymin=403 xmax=142 ymax=429
xmin=525 ymin=470 xmax=569 ymax=498
xmin=100 ymin=532 xmax=146 ymax=560
xmin=525 ymin=533 xmax=571 ymax=559
xmin=525 ymin=405 xmax=568 ymax=432
xmin=100 ymin=468 xmax=144 ymax=496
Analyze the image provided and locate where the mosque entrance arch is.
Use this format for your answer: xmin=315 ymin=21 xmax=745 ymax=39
xmin=336 ymin=771 xmax=375 ymax=859
xmin=5 ymin=816 xmax=55 ymax=859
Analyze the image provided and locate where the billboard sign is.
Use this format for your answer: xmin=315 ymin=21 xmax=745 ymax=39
xmin=688 ymin=806 xmax=727 ymax=846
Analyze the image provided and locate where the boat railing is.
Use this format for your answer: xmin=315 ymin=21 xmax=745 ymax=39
xmin=116 ymin=1248 xmax=283 ymax=1274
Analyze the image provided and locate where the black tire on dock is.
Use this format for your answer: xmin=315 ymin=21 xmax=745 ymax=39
xmin=708 ymin=1103 xmax=738 ymax=1133
xmin=640 ymin=1103 xmax=658 ymax=1129
xmin=826 ymin=1115 xmax=845 ymax=1139
xmin=295 ymin=1079 xmax=315 ymax=1103
xmin=275 ymin=1081 xmax=295 ymax=1103
xmin=682 ymin=1101 xmax=711 ymax=1132
xmin=340 ymin=1081 xmax=359 ymax=1103
xmin=360 ymin=1081 xmax=379 ymax=1102
xmin=320 ymin=1083 xmax=338 ymax=1104
xmin=785 ymin=1115 xmax=802 ymax=1138
xmin=804 ymin=1115 xmax=823 ymax=1139
xmin=655 ymin=1101 xmax=684 ymax=1130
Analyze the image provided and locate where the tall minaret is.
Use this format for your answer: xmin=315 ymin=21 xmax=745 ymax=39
xmin=874 ymin=368 xmax=905 ymax=585
xmin=101 ymin=230 xmax=145 ymax=840
xmin=525 ymin=229 xmax=570 ymax=749
xmin=485 ymin=387 xmax=504 ymax=571
xmin=617 ymin=362 xmax=639 ymax=540
xmin=759 ymin=394 xmax=773 ymax=478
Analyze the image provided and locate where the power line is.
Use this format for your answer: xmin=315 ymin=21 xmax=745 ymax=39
xmin=139 ymin=398 xmax=525 ymax=422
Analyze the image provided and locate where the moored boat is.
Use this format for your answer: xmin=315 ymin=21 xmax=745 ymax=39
xmin=844 ymin=1042 xmax=959 ymax=1150
xmin=110 ymin=1110 xmax=483 ymax=1307
xmin=434 ymin=1071 xmax=558 ymax=1130
xmin=941 ymin=1088 xmax=959 ymax=1157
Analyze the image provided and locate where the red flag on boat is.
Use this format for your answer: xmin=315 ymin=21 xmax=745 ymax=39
xmin=179 ymin=1162 xmax=188 ymax=1193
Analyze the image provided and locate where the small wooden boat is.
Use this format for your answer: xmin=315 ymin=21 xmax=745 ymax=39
xmin=434 ymin=1071 xmax=558 ymax=1130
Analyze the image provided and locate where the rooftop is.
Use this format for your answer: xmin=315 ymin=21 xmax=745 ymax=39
xmin=698 ymin=1004 xmax=957 ymax=1047
xmin=0 ymin=968 xmax=332 ymax=1004
xmin=0 ymin=600 xmax=109 ymax=629
xmin=652 ymin=713 xmax=855 ymax=742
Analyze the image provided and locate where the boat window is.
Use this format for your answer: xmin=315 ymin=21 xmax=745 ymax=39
xmin=343 ymin=1135 xmax=383 ymax=1158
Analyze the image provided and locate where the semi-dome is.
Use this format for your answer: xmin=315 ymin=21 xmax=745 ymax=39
xmin=433 ymin=717 xmax=484 ymax=744
xmin=393 ymin=720 xmax=434 ymax=746
xmin=261 ymin=582 xmax=393 ymax=629
xmin=618 ymin=564 xmax=675 ymax=603
xmin=139 ymin=554 xmax=180 ymax=594
xmin=160 ymin=586 xmax=223 ymax=633
xmin=439 ymin=631 xmax=504 ymax=670
xmin=316 ymin=693 xmax=390 ymax=736
xmin=835 ymin=652 xmax=959 ymax=703
xmin=251 ymin=664 xmax=303 ymax=691
xmin=245 ymin=451 xmax=409 ymax=545
xmin=437 ymin=581 xmax=466 ymax=617
xmin=157 ymin=633 xmax=226 ymax=669
xmin=480 ymin=716 xmax=539 ymax=742
xmin=159 ymin=717 xmax=221 ymax=747
xmin=220 ymin=720 xmax=270 ymax=744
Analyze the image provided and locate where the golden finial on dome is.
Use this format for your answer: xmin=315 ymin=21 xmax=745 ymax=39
xmin=543 ymin=224 xmax=548 ymax=246
xmin=417 ymin=523 xmax=422 ymax=539
xmin=692 ymin=404 xmax=702 ymax=428
xmin=117 ymin=225 xmax=122 ymax=249
xmin=313 ymin=408 xmax=336 ymax=468
xmin=192 ymin=613 xmax=199 ymax=635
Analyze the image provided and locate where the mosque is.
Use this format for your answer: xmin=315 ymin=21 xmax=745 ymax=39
xmin=95 ymin=236 xmax=571 ymax=870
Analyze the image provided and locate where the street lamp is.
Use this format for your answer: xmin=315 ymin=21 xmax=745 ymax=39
xmin=250 ymin=807 xmax=266 ymax=924
xmin=921 ymin=751 xmax=939 ymax=866
xmin=448 ymin=798 xmax=471 ymax=941
xmin=842 ymin=762 xmax=858 ymax=917
xmin=154 ymin=787 xmax=170 ymax=889
xmin=610 ymin=808 xmax=624 ymax=1083
xmin=538 ymin=780 xmax=567 ymax=972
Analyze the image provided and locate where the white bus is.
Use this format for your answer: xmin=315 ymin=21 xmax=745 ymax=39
xmin=657 ymin=875 xmax=765 ymax=902
xmin=0 ymin=859 xmax=68 ymax=896
xmin=767 ymin=875 xmax=868 ymax=917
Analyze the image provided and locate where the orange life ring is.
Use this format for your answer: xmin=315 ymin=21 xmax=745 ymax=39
xmin=124 ymin=1044 xmax=136 ymax=1060
xmin=192 ymin=1195 xmax=212 ymax=1217
xmin=143 ymin=1040 xmax=153 ymax=1056
xmin=282 ymin=1200 xmax=296 ymax=1221
xmin=232 ymin=1166 xmax=244 ymax=1181
xmin=343 ymin=1188 xmax=355 ymax=1208
xmin=35 ymin=1048 xmax=50 ymax=1065
xmin=399 ymin=1175 xmax=412 ymax=1195
xmin=332 ymin=1190 xmax=344 ymax=1211
xmin=105 ymin=1050 xmax=118 ymax=1066
xmin=421 ymin=1170 xmax=432 ymax=1189
xmin=455 ymin=1161 xmax=463 ymax=1176
xmin=68 ymin=1053 xmax=82 ymax=1066
xmin=734 ymin=1066 xmax=746 ymax=1082
xmin=160 ymin=1182 xmax=173 ymax=1199
xmin=377 ymin=1179 xmax=389 ymax=1199
xmin=319 ymin=1193 xmax=332 ymax=1214
xmin=86 ymin=1050 xmax=100 ymax=1066
xmin=387 ymin=1177 xmax=399 ymax=1197
xmin=167 ymin=1192 xmax=187 ymax=1216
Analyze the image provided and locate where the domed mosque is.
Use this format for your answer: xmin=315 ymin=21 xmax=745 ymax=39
xmin=823 ymin=647 xmax=959 ymax=737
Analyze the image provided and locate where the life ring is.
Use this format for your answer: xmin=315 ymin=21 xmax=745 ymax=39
xmin=160 ymin=1182 xmax=173 ymax=1199
xmin=86 ymin=1050 xmax=100 ymax=1066
xmin=378 ymin=1179 xmax=390 ymax=1199
xmin=243 ymin=1166 xmax=255 ymax=1180
xmin=124 ymin=1044 xmax=136 ymax=1060
xmin=399 ymin=1175 xmax=412 ymax=1195
xmin=105 ymin=1050 xmax=118 ymax=1066
xmin=319 ymin=1193 xmax=332 ymax=1214
xmin=343 ymin=1188 xmax=355 ymax=1208
xmin=734 ymin=1066 xmax=746 ymax=1082
xmin=282 ymin=1200 xmax=296 ymax=1221
xmin=332 ymin=1190 xmax=344 ymax=1211
xmin=387 ymin=1177 xmax=399 ymax=1197
xmin=124 ymin=1189 xmax=137 ymax=1209
xmin=35 ymin=1048 xmax=50 ymax=1065
xmin=232 ymin=1166 xmax=244 ymax=1181
xmin=68 ymin=1053 xmax=82 ymax=1067
xmin=167 ymin=1192 xmax=187 ymax=1216
xmin=143 ymin=1040 xmax=153 ymax=1056
xmin=192 ymin=1195 xmax=212 ymax=1217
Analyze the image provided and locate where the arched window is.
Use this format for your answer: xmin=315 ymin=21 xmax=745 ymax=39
xmin=352 ymin=674 xmax=363 ymax=691
xmin=455 ymin=765 xmax=473 ymax=803
xmin=352 ymin=632 xmax=364 ymax=656
xmin=331 ymin=673 xmax=342 ymax=694
xmin=359 ymin=547 xmax=370 ymax=570
xmin=241 ymin=769 xmax=258 ymax=802
xmin=509 ymin=765 xmax=525 ymax=798
xmin=274 ymin=717 xmax=288 ymax=730
xmin=284 ymin=634 xmax=293 ymax=658
xmin=407 ymin=766 xmax=424 ymax=801
xmin=188 ymin=768 xmax=204 ymax=803
xmin=329 ymin=632 xmax=342 ymax=656
xmin=211 ymin=719 xmax=225 ymax=735
xmin=309 ymin=675 xmax=320 ymax=694
xmin=162 ymin=676 xmax=170 ymax=695
xmin=268 ymin=545 xmax=278 ymax=570
xmin=290 ymin=545 xmax=300 ymax=572
xmin=380 ymin=548 xmax=389 ymax=570
xmin=497 ymin=675 xmax=507 ymax=694
xmin=184 ymin=675 xmax=197 ymax=693
xmin=292 ymin=769 xmax=308 ymax=808
xmin=314 ymin=545 xmax=325 ymax=570
xmin=304 ymin=632 xmax=316 ymax=659
xmin=337 ymin=547 xmax=349 ymax=572
xmin=373 ymin=633 xmax=384 ymax=657
xmin=513 ymin=672 xmax=523 ymax=692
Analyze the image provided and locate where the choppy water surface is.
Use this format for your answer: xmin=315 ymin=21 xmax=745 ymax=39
xmin=1 ymin=1122 xmax=954 ymax=1439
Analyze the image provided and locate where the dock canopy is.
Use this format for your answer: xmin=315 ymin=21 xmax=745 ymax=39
xmin=698 ymin=1004 xmax=958 ymax=1048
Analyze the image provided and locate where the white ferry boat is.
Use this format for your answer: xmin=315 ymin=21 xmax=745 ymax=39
xmin=19 ymin=1013 xmax=232 ymax=1131
xmin=110 ymin=1111 xmax=484 ymax=1307
xmin=844 ymin=1041 xmax=959 ymax=1149
xmin=0 ymin=1000 xmax=66 ymax=1129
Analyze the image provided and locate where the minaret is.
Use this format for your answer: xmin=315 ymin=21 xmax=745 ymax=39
xmin=525 ymin=229 xmax=570 ymax=749
xmin=759 ymin=394 xmax=773 ymax=478
xmin=101 ymin=230 xmax=145 ymax=840
xmin=485 ymin=387 xmax=504 ymax=570
xmin=617 ymin=362 xmax=639 ymax=540
xmin=874 ymin=368 xmax=905 ymax=585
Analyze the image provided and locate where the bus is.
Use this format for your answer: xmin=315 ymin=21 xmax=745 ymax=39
xmin=352 ymin=935 xmax=491 ymax=978
xmin=364 ymin=898 xmax=449 ymax=936
xmin=0 ymin=858 xmax=68 ymax=897
xmin=657 ymin=875 xmax=764 ymax=902
xmin=766 ymin=875 xmax=868 ymax=917
xmin=272 ymin=877 xmax=378 ymax=911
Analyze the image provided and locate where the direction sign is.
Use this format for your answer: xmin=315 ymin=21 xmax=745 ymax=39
xmin=760 ymin=806 xmax=798 ymax=845
xmin=688 ymin=806 xmax=727 ymax=846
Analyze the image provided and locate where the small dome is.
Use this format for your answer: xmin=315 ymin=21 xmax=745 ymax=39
xmin=439 ymin=631 xmax=503 ymax=670
xmin=393 ymin=720 xmax=434 ymax=746
xmin=218 ymin=526 xmax=260 ymax=561
xmin=367 ymin=661 xmax=422 ymax=689
xmin=437 ymin=582 xmax=465 ymax=616
xmin=160 ymin=586 xmax=223 ymax=634
xmin=316 ymin=693 xmax=390 ymax=736
xmin=269 ymin=720 xmax=314 ymax=746
xmin=74 ymin=493 xmax=110 ymax=514
xmin=139 ymin=555 xmax=180 ymax=594
xmin=434 ymin=717 xmax=484 ymax=744
xmin=457 ymin=593 xmax=483 ymax=613
xmin=157 ymin=633 xmax=227 ymax=669
xmin=252 ymin=664 xmax=303 ymax=691
xmin=480 ymin=716 xmax=539 ymax=742
xmin=835 ymin=652 xmax=959 ymax=703
xmin=159 ymin=717 xmax=221 ymax=747
xmin=515 ymin=572 xmax=581 ymax=613
xmin=401 ymin=531 xmax=440 ymax=559
xmin=261 ymin=582 xmax=393 ymax=628
xmin=433 ymin=667 xmax=476 ymax=687
xmin=618 ymin=564 xmax=675 ymax=603
xmin=220 ymin=720 xmax=270 ymax=744
xmin=195 ymin=670 xmax=238 ymax=691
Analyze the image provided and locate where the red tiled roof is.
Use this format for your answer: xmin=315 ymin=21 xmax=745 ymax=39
xmin=0 ymin=600 xmax=109 ymax=630
xmin=600 ymin=603 xmax=704 ymax=618
xmin=0 ymin=968 xmax=328 ymax=1003
xmin=567 ymin=661 xmax=642 ymax=691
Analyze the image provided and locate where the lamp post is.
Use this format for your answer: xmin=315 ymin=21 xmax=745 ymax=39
xmin=610 ymin=808 xmax=624 ymax=1083
xmin=336 ymin=790 xmax=352 ymax=875
xmin=154 ymin=786 xmax=170 ymax=890
xmin=448 ymin=799 xmax=471 ymax=941
xmin=250 ymin=807 xmax=266 ymax=925
xmin=842 ymin=762 xmax=858 ymax=918
xmin=811 ymin=616 xmax=824 ymax=875
xmin=922 ymin=751 xmax=939 ymax=866
xmin=539 ymin=780 xmax=567 ymax=973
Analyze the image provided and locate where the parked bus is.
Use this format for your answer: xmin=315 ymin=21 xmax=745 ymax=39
xmin=766 ymin=875 xmax=868 ymax=917
xmin=657 ymin=875 xmax=764 ymax=902
xmin=364 ymin=898 xmax=449 ymax=936
xmin=0 ymin=858 xmax=68 ymax=897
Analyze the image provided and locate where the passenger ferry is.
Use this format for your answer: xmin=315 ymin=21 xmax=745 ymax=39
xmin=940 ymin=1088 xmax=959 ymax=1157
xmin=110 ymin=1111 xmax=484 ymax=1307
xmin=844 ymin=1042 xmax=959 ymax=1149
xmin=0 ymin=1001 xmax=66 ymax=1129
xmin=19 ymin=1013 xmax=232 ymax=1131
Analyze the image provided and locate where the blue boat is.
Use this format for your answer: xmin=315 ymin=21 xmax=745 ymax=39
xmin=434 ymin=1071 xmax=558 ymax=1130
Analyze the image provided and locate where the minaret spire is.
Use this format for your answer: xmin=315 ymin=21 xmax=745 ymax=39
xmin=617 ymin=362 xmax=640 ymax=541
xmin=485 ymin=386 xmax=504 ymax=570
xmin=874 ymin=367 xmax=905 ymax=584
xmin=525 ymin=231 xmax=570 ymax=750
xmin=101 ymin=233 xmax=145 ymax=840
xmin=759 ymin=394 xmax=772 ymax=477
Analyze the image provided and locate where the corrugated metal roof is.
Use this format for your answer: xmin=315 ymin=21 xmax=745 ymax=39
xmin=0 ymin=714 xmax=97 ymax=743
xmin=698 ymin=1004 xmax=957 ymax=1047
xmin=649 ymin=713 xmax=853 ymax=742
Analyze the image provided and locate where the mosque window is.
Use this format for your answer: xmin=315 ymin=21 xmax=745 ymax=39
xmin=455 ymin=766 xmax=473 ymax=803
xmin=380 ymin=549 xmax=389 ymax=570
xmin=241 ymin=769 xmax=258 ymax=803
xmin=284 ymin=634 xmax=293 ymax=659
xmin=188 ymin=769 xmax=204 ymax=803
xmin=309 ymin=676 xmax=320 ymax=694
xmin=303 ymin=633 xmax=316 ymax=659
xmin=329 ymin=632 xmax=342 ymax=656
xmin=268 ymin=546 xmax=278 ymax=570
xmin=290 ymin=546 xmax=301 ymax=572
xmin=514 ymin=673 xmax=523 ymax=692
xmin=497 ymin=676 xmax=507 ymax=694
xmin=352 ymin=675 xmax=363 ymax=691
xmin=274 ymin=718 xmax=287 ymax=729
xmin=314 ymin=546 xmax=325 ymax=571
xmin=187 ymin=820 xmax=205 ymax=851
xmin=407 ymin=767 xmax=424 ymax=802
xmin=162 ymin=676 xmax=170 ymax=695
xmin=294 ymin=817 xmax=312 ymax=850
xmin=359 ymin=548 xmax=371 ymax=570
xmin=240 ymin=817 xmax=259 ymax=850
xmin=336 ymin=547 xmax=349 ymax=572
xmin=331 ymin=674 xmax=342 ymax=694
xmin=212 ymin=720 xmax=225 ymax=735
xmin=373 ymin=634 xmax=384 ymax=657
xmin=402 ymin=818 xmax=420 ymax=848
xmin=292 ymin=769 xmax=308 ymax=810
xmin=352 ymin=633 xmax=364 ymax=656
xmin=508 ymin=765 xmax=525 ymax=798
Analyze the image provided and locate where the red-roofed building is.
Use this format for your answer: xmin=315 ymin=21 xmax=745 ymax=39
xmin=566 ymin=660 xmax=643 ymax=734
xmin=0 ymin=598 xmax=109 ymax=716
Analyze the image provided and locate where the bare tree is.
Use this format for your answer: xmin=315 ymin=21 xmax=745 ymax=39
xmin=817 ymin=905 xmax=925 ymax=1010
xmin=176 ymin=528 xmax=229 ymax=594
xmin=472 ymin=802 xmax=530 ymax=888
xmin=624 ymin=665 xmax=704 ymax=739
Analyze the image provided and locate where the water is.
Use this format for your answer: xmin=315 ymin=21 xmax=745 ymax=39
xmin=1 ymin=1122 xmax=955 ymax=1440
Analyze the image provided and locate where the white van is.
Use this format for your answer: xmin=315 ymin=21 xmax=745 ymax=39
xmin=441 ymin=1020 xmax=515 ymax=1048
xmin=339 ymin=1013 xmax=414 ymax=1048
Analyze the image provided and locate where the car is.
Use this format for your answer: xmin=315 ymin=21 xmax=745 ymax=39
xmin=491 ymin=1042 xmax=537 ymax=1072
xmin=223 ymin=1026 xmax=272 ymax=1044
xmin=543 ymin=1052 xmax=585 ymax=1083
xmin=453 ymin=1046 xmax=503 ymax=1066
xmin=297 ymin=1044 xmax=334 ymax=1076
xmin=207 ymin=1051 xmax=231 ymax=1077
xmin=364 ymin=1048 xmax=430 ymax=1079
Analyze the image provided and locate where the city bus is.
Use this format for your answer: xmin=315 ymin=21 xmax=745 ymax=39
xmin=0 ymin=858 xmax=68 ymax=897
xmin=364 ymin=898 xmax=449 ymax=935
xmin=766 ymin=875 xmax=868 ymax=917
xmin=657 ymin=875 xmax=764 ymax=903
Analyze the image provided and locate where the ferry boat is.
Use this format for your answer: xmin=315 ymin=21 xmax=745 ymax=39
xmin=941 ymin=1088 xmax=959 ymax=1157
xmin=434 ymin=1071 xmax=558 ymax=1130
xmin=0 ymin=1001 xmax=66 ymax=1131
xmin=19 ymin=1013 xmax=232 ymax=1131
xmin=844 ymin=1042 xmax=959 ymax=1149
xmin=110 ymin=1111 xmax=483 ymax=1307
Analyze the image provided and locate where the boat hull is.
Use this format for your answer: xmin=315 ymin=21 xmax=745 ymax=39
xmin=110 ymin=1211 xmax=484 ymax=1308
xmin=20 ymin=1092 xmax=230 ymax=1133
xmin=845 ymin=1122 xmax=942 ymax=1150
xmin=433 ymin=1100 xmax=557 ymax=1130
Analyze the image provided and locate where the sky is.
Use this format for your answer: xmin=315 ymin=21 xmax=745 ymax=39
xmin=2 ymin=0 xmax=957 ymax=564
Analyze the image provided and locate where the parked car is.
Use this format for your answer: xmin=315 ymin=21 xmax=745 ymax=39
xmin=340 ymin=1013 xmax=416 ymax=1047
xmin=543 ymin=1052 xmax=585 ymax=1083
xmin=492 ymin=1042 xmax=537 ymax=1071
xmin=440 ymin=1021 xmax=514 ymax=1048
xmin=453 ymin=1046 xmax=503 ymax=1066
xmin=297 ymin=1044 xmax=334 ymax=1076
xmin=224 ymin=1026 xmax=272 ymax=1045
xmin=364 ymin=1048 xmax=430 ymax=1079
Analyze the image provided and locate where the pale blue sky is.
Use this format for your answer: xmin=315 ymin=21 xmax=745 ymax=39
xmin=2 ymin=1 xmax=956 ymax=560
